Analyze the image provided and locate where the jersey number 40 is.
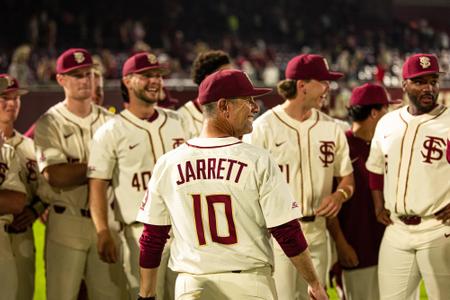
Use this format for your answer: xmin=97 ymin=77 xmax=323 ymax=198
xmin=192 ymin=194 xmax=237 ymax=246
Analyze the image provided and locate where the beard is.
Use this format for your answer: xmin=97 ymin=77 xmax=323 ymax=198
xmin=408 ymin=92 xmax=438 ymax=114
xmin=133 ymin=87 xmax=159 ymax=105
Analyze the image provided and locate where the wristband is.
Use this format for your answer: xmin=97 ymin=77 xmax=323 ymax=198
xmin=137 ymin=296 xmax=155 ymax=300
xmin=337 ymin=188 xmax=349 ymax=201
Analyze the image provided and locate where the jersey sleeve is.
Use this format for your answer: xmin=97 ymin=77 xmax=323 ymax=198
xmin=333 ymin=127 xmax=353 ymax=177
xmin=1 ymin=147 xmax=26 ymax=194
xmin=366 ymin=122 xmax=385 ymax=175
xmin=136 ymin=157 xmax=171 ymax=226
xmin=34 ymin=115 xmax=68 ymax=172
xmin=257 ymin=153 xmax=300 ymax=228
xmin=87 ymin=124 xmax=116 ymax=180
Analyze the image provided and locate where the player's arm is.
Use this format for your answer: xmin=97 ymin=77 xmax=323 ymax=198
xmin=326 ymin=217 xmax=359 ymax=268
xmin=42 ymin=163 xmax=87 ymax=189
xmin=316 ymin=173 xmax=354 ymax=218
xmin=368 ymin=171 xmax=392 ymax=225
xmin=0 ymin=189 xmax=27 ymax=214
xmin=139 ymin=224 xmax=171 ymax=298
xmin=89 ymin=178 xmax=117 ymax=263
xmin=269 ymin=220 xmax=328 ymax=300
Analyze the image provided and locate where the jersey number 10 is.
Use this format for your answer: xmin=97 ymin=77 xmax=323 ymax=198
xmin=192 ymin=194 xmax=237 ymax=246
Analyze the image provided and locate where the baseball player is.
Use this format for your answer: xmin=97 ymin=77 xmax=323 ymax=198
xmin=88 ymin=52 xmax=186 ymax=299
xmin=137 ymin=69 xmax=328 ymax=300
xmin=0 ymin=74 xmax=50 ymax=300
xmin=245 ymin=54 xmax=354 ymax=300
xmin=367 ymin=53 xmax=450 ymax=299
xmin=326 ymin=83 xmax=393 ymax=300
xmin=34 ymin=48 xmax=126 ymax=300
xmin=177 ymin=50 xmax=232 ymax=138
xmin=0 ymin=138 xmax=27 ymax=300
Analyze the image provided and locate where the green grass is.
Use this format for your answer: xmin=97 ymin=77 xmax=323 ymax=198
xmin=32 ymin=221 xmax=428 ymax=300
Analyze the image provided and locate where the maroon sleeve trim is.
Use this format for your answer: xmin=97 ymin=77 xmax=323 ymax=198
xmin=368 ymin=171 xmax=384 ymax=190
xmin=269 ymin=219 xmax=308 ymax=257
xmin=139 ymin=224 xmax=171 ymax=268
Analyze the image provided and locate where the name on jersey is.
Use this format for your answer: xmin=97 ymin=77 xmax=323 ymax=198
xmin=176 ymin=158 xmax=248 ymax=185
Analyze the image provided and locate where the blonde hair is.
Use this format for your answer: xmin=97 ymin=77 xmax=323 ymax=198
xmin=277 ymin=79 xmax=297 ymax=99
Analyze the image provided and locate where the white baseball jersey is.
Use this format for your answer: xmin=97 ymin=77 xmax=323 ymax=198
xmin=366 ymin=104 xmax=450 ymax=217
xmin=177 ymin=100 xmax=203 ymax=139
xmin=34 ymin=101 xmax=113 ymax=209
xmin=246 ymin=106 xmax=353 ymax=216
xmin=137 ymin=136 xmax=300 ymax=274
xmin=88 ymin=108 xmax=187 ymax=224
xmin=0 ymin=144 xmax=27 ymax=223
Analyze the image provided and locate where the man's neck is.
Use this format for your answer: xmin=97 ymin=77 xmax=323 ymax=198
xmin=0 ymin=122 xmax=14 ymax=138
xmin=128 ymin=100 xmax=156 ymax=120
xmin=200 ymin=119 xmax=235 ymax=138
xmin=407 ymin=103 xmax=438 ymax=116
xmin=281 ymin=99 xmax=312 ymax=122
xmin=64 ymin=98 xmax=92 ymax=118
xmin=351 ymin=121 xmax=374 ymax=142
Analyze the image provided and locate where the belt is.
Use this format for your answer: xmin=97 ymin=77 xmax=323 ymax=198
xmin=398 ymin=215 xmax=421 ymax=225
xmin=53 ymin=205 xmax=91 ymax=218
xmin=231 ymin=266 xmax=272 ymax=275
xmin=4 ymin=224 xmax=27 ymax=234
xmin=299 ymin=216 xmax=316 ymax=222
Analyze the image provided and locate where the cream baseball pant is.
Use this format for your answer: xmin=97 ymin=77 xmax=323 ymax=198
xmin=175 ymin=266 xmax=277 ymax=300
xmin=0 ymin=221 xmax=18 ymax=300
xmin=10 ymin=226 xmax=35 ymax=300
xmin=342 ymin=266 xmax=379 ymax=300
xmin=121 ymin=222 xmax=177 ymax=300
xmin=272 ymin=238 xmax=327 ymax=300
xmin=45 ymin=206 xmax=127 ymax=300
xmin=378 ymin=217 xmax=450 ymax=300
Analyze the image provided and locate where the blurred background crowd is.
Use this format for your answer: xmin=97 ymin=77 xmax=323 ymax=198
xmin=2 ymin=0 xmax=450 ymax=89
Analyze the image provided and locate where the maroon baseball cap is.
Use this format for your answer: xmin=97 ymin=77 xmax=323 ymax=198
xmin=0 ymin=74 xmax=29 ymax=96
xmin=350 ymin=83 xmax=401 ymax=106
xmin=285 ymin=54 xmax=344 ymax=81
xmin=56 ymin=48 xmax=95 ymax=74
xmin=198 ymin=69 xmax=272 ymax=105
xmin=122 ymin=52 xmax=168 ymax=77
xmin=402 ymin=53 xmax=445 ymax=79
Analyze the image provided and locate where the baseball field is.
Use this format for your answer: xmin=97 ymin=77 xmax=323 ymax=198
xmin=31 ymin=222 xmax=429 ymax=300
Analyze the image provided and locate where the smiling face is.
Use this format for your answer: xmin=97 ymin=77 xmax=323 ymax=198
xmin=126 ymin=69 xmax=164 ymax=105
xmin=302 ymin=79 xmax=330 ymax=109
xmin=226 ymin=96 xmax=260 ymax=136
xmin=0 ymin=91 xmax=21 ymax=124
xmin=403 ymin=73 xmax=440 ymax=115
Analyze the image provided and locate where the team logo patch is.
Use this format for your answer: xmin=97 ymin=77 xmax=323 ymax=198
xmin=421 ymin=136 xmax=445 ymax=164
xmin=419 ymin=56 xmax=431 ymax=69
xmin=319 ymin=141 xmax=335 ymax=167
xmin=172 ymin=138 xmax=185 ymax=148
xmin=147 ymin=54 xmax=157 ymax=64
xmin=5 ymin=75 xmax=14 ymax=87
xmin=73 ymin=52 xmax=86 ymax=64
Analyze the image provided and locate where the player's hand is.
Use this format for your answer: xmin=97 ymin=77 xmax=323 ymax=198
xmin=315 ymin=193 xmax=343 ymax=218
xmin=375 ymin=207 xmax=393 ymax=226
xmin=97 ymin=229 xmax=118 ymax=264
xmin=39 ymin=208 xmax=49 ymax=224
xmin=11 ymin=207 xmax=38 ymax=230
xmin=435 ymin=203 xmax=450 ymax=224
xmin=307 ymin=282 xmax=329 ymax=300
xmin=336 ymin=241 xmax=359 ymax=268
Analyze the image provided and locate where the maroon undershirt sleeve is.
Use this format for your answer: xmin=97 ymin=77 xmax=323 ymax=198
xmin=446 ymin=139 xmax=450 ymax=164
xmin=269 ymin=219 xmax=308 ymax=257
xmin=139 ymin=224 xmax=171 ymax=268
xmin=368 ymin=171 xmax=384 ymax=190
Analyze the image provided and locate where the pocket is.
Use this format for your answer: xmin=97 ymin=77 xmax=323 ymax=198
xmin=46 ymin=211 xmax=93 ymax=250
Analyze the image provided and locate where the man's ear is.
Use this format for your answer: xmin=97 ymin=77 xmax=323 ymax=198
xmin=56 ymin=74 xmax=65 ymax=87
xmin=217 ymin=98 xmax=228 ymax=112
xmin=402 ymin=80 xmax=407 ymax=92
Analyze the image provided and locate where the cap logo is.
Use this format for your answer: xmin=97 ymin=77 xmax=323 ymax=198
xmin=73 ymin=52 xmax=86 ymax=64
xmin=419 ymin=56 xmax=431 ymax=69
xmin=323 ymin=58 xmax=330 ymax=70
xmin=5 ymin=76 xmax=14 ymax=87
xmin=147 ymin=54 xmax=157 ymax=64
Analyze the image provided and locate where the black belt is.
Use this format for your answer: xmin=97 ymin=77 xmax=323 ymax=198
xmin=398 ymin=215 xmax=421 ymax=225
xmin=54 ymin=205 xmax=91 ymax=218
xmin=4 ymin=224 xmax=27 ymax=234
xmin=299 ymin=216 xmax=316 ymax=222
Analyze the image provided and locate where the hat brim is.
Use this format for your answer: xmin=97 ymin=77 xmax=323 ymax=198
xmin=404 ymin=70 xmax=446 ymax=79
xmin=320 ymin=71 xmax=344 ymax=81
xmin=1 ymin=88 xmax=29 ymax=96
xmin=388 ymin=98 xmax=403 ymax=105
xmin=58 ymin=62 xmax=97 ymax=74
xmin=235 ymin=87 xmax=273 ymax=98
xmin=131 ymin=65 xmax=170 ymax=76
